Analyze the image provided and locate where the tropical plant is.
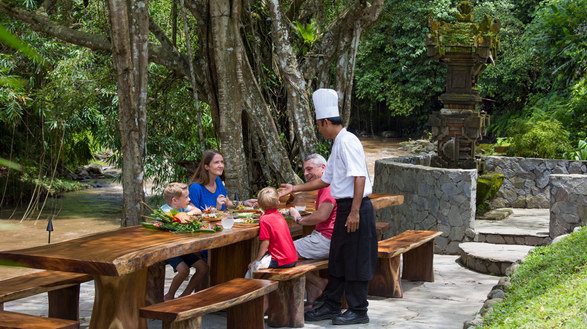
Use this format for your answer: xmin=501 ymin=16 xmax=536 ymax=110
xmin=566 ymin=139 xmax=587 ymax=160
xmin=507 ymin=118 xmax=571 ymax=159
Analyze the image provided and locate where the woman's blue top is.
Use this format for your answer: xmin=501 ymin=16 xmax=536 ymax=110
xmin=189 ymin=176 xmax=228 ymax=211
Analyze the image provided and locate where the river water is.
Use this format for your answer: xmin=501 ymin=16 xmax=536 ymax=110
xmin=0 ymin=137 xmax=407 ymax=279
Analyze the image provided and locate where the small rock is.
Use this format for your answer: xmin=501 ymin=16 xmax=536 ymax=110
xmin=480 ymin=298 xmax=503 ymax=315
xmin=487 ymin=288 xmax=505 ymax=299
xmin=505 ymin=263 xmax=520 ymax=276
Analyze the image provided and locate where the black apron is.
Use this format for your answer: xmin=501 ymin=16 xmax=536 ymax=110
xmin=328 ymin=197 xmax=377 ymax=281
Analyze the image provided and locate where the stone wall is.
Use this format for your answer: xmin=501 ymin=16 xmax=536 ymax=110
xmin=373 ymin=156 xmax=477 ymax=254
xmin=549 ymin=174 xmax=587 ymax=238
xmin=482 ymin=156 xmax=587 ymax=208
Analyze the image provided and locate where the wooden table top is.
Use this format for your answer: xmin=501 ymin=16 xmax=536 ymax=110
xmin=283 ymin=192 xmax=404 ymax=211
xmin=0 ymin=225 xmax=259 ymax=277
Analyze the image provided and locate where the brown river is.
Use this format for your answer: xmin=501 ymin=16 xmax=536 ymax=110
xmin=0 ymin=137 xmax=408 ymax=279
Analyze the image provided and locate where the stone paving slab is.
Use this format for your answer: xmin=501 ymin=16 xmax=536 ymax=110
xmin=459 ymin=243 xmax=534 ymax=263
xmin=475 ymin=208 xmax=550 ymax=236
xmin=458 ymin=242 xmax=534 ymax=276
xmin=3 ymin=255 xmax=497 ymax=329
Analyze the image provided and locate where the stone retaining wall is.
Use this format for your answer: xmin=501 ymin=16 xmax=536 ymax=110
xmin=373 ymin=156 xmax=477 ymax=254
xmin=549 ymin=174 xmax=587 ymax=238
xmin=482 ymin=156 xmax=587 ymax=209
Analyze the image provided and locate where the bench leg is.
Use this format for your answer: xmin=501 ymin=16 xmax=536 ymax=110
xmin=267 ymin=276 xmax=305 ymax=328
xmin=228 ymin=296 xmax=264 ymax=329
xmin=164 ymin=317 xmax=202 ymax=329
xmin=402 ymin=241 xmax=435 ymax=282
xmin=368 ymin=255 xmax=402 ymax=298
xmin=48 ymin=284 xmax=81 ymax=320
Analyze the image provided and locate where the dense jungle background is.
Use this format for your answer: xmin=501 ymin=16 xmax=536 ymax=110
xmin=1 ymin=0 xmax=585 ymax=222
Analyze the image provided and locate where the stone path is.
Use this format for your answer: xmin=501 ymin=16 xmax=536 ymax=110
xmin=459 ymin=208 xmax=550 ymax=275
xmin=3 ymin=255 xmax=497 ymax=329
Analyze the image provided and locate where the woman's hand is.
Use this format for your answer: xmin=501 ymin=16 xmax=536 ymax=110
xmin=216 ymin=194 xmax=227 ymax=209
xmin=243 ymin=199 xmax=258 ymax=208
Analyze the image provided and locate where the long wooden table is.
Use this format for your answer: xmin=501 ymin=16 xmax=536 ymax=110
xmin=0 ymin=225 xmax=260 ymax=329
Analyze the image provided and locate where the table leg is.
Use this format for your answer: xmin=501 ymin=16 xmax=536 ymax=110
xmin=146 ymin=261 xmax=165 ymax=305
xmin=210 ymin=239 xmax=253 ymax=285
xmin=89 ymin=268 xmax=148 ymax=329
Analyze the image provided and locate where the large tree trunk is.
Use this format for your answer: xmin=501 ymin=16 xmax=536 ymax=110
xmin=107 ymin=0 xmax=149 ymax=226
xmin=268 ymin=0 xmax=316 ymax=159
xmin=206 ymin=0 xmax=301 ymax=196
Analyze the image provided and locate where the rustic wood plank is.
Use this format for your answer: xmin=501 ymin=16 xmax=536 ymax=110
xmin=253 ymin=259 xmax=328 ymax=328
xmin=368 ymin=255 xmax=402 ymax=298
xmin=267 ymin=276 xmax=305 ymax=328
xmin=402 ymin=239 xmax=436 ymax=282
xmin=0 ymin=270 xmax=91 ymax=303
xmin=375 ymin=221 xmax=391 ymax=241
xmin=227 ymin=295 xmax=265 ymax=329
xmin=139 ymin=278 xmax=278 ymax=323
xmin=369 ymin=230 xmax=441 ymax=298
xmin=252 ymin=259 xmax=329 ymax=281
xmin=377 ymin=230 xmax=442 ymax=258
xmin=48 ymin=284 xmax=80 ymax=320
xmin=0 ymin=226 xmax=260 ymax=276
xmin=369 ymin=193 xmax=404 ymax=210
xmin=0 ymin=310 xmax=79 ymax=329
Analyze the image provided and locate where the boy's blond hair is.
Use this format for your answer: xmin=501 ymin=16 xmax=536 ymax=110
xmin=257 ymin=187 xmax=280 ymax=210
xmin=163 ymin=182 xmax=188 ymax=204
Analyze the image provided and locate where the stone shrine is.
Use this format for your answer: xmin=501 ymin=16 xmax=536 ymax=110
xmin=426 ymin=0 xmax=500 ymax=169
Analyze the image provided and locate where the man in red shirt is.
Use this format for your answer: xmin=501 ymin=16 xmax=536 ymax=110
xmin=289 ymin=153 xmax=337 ymax=310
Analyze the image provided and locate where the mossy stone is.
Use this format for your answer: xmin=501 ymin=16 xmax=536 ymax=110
xmin=476 ymin=172 xmax=505 ymax=215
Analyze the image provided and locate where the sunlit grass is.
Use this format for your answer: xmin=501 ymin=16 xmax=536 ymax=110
xmin=481 ymin=227 xmax=587 ymax=328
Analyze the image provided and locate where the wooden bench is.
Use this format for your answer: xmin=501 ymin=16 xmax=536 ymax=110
xmin=368 ymin=230 xmax=442 ymax=298
xmin=253 ymin=259 xmax=329 ymax=328
xmin=140 ymin=278 xmax=277 ymax=329
xmin=0 ymin=310 xmax=79 ymax=329
xmin=0 ymin=270 xmax=92 ymax=320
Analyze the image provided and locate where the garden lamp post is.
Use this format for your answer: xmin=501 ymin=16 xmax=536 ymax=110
xmin=426 ymin=0 xmax=500 ymax=169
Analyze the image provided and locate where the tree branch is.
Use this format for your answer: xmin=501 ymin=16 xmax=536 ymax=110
xmin=301 ymin=0 xmax=384 ymax=80
xmin=0 ymin=0 xmax=189 ymax=74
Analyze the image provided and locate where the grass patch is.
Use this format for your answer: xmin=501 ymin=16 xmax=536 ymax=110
xmin=480 ymin=227 xmax=587 ymax=328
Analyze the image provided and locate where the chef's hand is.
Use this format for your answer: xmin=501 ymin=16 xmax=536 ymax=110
xmin=345 ymin=209 xmax=360 ymax=233
xmin=278 ymin=184 xmax=293 ymax=197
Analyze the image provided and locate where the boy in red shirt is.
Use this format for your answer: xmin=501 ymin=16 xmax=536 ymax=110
xmin=250 ymin=187 xmax=297 ymax=272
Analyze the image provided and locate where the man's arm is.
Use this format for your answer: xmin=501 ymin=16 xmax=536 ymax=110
xmin=290 ymin=201 xmax=334 ymax=226
xmin=279 ymin=179 xmax=329 ymax=197
xmin=345 ymin=176 xmax=366 ymax=233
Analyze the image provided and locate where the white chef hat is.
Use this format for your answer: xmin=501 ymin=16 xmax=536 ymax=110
xmin=312 ymin=88 xmax=339 ymax=120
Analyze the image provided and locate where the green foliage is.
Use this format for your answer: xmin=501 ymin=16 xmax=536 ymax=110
xmin=354 ymin=0 xmax=449 ymax=118
xmin=294 ymin=20 xmax=317 ymax=54
xmin=507 ymin=118 xmax=571 ymax=159
xmin=566 ymin=139 xmax=587 ymax=160
xmin=479 ymin=0 xmax=586 ymax=151
xmin=0 ymin=24 xmax=43 ymax=64
xmin=476 ymin=172 xmax=504 ymax=215
xmin=480 ymin=227 xmax=587 ymax=328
